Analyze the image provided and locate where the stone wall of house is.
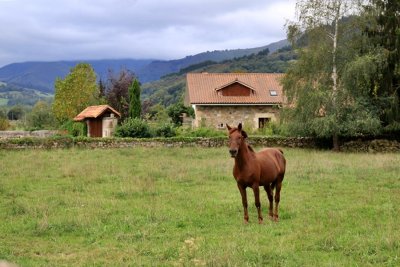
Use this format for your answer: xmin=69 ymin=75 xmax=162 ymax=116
xmin=193 ymin=105 xmax=281 ymax=129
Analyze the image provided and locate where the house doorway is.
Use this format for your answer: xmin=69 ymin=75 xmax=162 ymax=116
xmin=258 ymin=117 xmax=271 ymax=129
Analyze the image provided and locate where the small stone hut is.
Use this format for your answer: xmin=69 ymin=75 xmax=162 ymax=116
xmin=74 ymin=105 xmax=121 ymax=137
xmin=185 ymin=73 xmax=284 ymax=130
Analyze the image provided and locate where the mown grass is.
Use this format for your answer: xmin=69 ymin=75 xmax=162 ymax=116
xmin=0 ymin=147 xmax=399 ymax=266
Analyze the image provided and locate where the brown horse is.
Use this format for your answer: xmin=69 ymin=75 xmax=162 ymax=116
xmin=227 ymin=123 xmax=286 ymax=224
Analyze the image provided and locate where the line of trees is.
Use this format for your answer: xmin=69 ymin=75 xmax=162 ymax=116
xmin=283 ymin=0 xmax=399 ymax=149
xmin=52 ymin=64 xmax=142 ymax=124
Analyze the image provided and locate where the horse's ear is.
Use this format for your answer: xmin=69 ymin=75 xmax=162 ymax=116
xmin=241 ymin=130 xmax=248 ymax=139
xmin=238 ymin=123 xmax=242 ymax=131
xmin=226 ymin=124 xmax=232 ymax=131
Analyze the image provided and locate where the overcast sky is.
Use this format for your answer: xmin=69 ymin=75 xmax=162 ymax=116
xmin=0 ymin=0 xmax=296 ymax=67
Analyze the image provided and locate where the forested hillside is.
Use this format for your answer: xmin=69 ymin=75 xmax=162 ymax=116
xmin=141 ymin=46 xmax=295 ymax=108
xmin=0 ymin=39 xmax=288 ymax=97
xmin=0 ymin=82 xmax=52 ymax=106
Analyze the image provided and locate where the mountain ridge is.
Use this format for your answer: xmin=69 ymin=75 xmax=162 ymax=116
xmin=0 ymin=39 xmax=288 ymax=94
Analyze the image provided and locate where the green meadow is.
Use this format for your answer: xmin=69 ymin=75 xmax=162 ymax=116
xmin=0 ymin=147 xmax=399 ymax=266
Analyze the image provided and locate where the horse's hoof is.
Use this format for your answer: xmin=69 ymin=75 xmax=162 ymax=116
xmin=273 ymin=216 xmax=279 ymax=222
xmin=258 ymin=219 xmax=263 ymax=224
xmin=244 ymin=220 xmax=249 ymax=224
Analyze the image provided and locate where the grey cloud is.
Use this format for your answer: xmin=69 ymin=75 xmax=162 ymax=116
xmin=0 ymin=0 xmax=295 ymax=66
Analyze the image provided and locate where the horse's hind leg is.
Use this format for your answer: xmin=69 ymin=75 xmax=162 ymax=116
xmin=264 ymin=185 xmax=274 ymax=220
xmin=237 ymin=183 xmax=249 ymax=224
xmin=273 ymin=179 xmax=283 ymax=222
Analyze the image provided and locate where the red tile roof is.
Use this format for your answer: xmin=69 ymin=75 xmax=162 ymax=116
xmin=185 ymin=73 xmax=284 ymax=105
xmin=74 ymin=105 xmax=121 ymax=121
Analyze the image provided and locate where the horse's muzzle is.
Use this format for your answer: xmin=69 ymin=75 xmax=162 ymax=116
xmin=229 ymin=149 xmax=238 ymax=158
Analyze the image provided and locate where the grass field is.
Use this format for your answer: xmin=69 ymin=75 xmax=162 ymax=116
xmin=0 ymin=147 xmax=399 ymax=266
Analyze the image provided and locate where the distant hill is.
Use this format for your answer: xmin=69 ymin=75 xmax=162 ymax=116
xmin=0 ymin=39 xmax=288 ymax=96
xmin=137 ymin=39 xmax=288 ymax=82
xmin=0 ymin=59 xmax=153 ymax=94
xmin=0 ymin=82 xmax=53 ymax=106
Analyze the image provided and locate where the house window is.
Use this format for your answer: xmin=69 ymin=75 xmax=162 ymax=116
xmin=258 ymin=117 xmax=271 ymax=129
xmin=270 ymin=90 xmax=278 ymax=96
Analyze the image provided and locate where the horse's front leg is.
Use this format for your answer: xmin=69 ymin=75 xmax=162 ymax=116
xmin=252 ymin=183 xmax=263 ymax=224
xmin=237 ymin=183 xmax=249 ymax=224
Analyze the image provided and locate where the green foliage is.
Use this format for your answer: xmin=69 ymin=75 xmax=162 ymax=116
xmin=0 ymin=117 xmax=9 ymax=130
xmin=115 ymin=118 xmax=151 ymax=138
xmin=146 ymin=104 xmax=170 ymax=122
xmin=128 ymin=79 xmax=141 ymax=119
xmin=176 ymin=126 xmax=225 ymax=137
xmin=253 ymin=121 xmax=287 ymax=136
xmin=7 ymin=105 xmax=24 ymax=120
xmin=364 ymin=0 xmax=400 ymax=128
xmin=53 ymin=63 xmax=99 ymax=123
xmin=167 ymin=102 xmax=194 ymax=126
xmin=0 ymin=107 xmax=7 ymax=119
xmin=0 ymin=109 xmax=8 ymax=130
xmin=26 ymin=100 xmax=56 ymax=130
xmin=153 ymin=123 xmax=177 ymax=137
xmin=60 ymin=120 xmax=87 ymax=137
xmin=283 ymin=0 xmax=381 ymax=146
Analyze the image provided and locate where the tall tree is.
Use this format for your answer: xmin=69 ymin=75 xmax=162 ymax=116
xmin=105 ymin=69 xmax=135 ymax=120
xmin=98 ymin=78 xmax=106 ymax=99
xmin=53 ymin=63 xmax=99 ymax=123
xmin=7 ymin=105 xmax=24 ymax=120
xmin=364 ymin=0 xmax=400 ymax=129
xmin=128 ymin=79 xmax=141 ymax=119
xmin=27 ymin=100 xmax=56 ymax=129
xmin=284 ymin=0 xmax=380 ymax=150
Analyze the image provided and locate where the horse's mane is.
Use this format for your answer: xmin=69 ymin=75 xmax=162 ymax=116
xmin=247 ymin=144 xmax=255 ymax=152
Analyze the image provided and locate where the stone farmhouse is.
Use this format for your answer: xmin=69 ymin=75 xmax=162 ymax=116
xmin=184 ymin=73 xmax=284 ymax=130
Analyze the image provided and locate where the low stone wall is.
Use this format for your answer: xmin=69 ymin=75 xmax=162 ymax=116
xmin=0 ymin=136 xmax=398 ymax=152
xmin=340 ymin=139 xmax=400 ymax=153
xmin=0 ymin=136 xmax=319 ymax=150
xmin=0 ymin=130 xmax=59 ymax=139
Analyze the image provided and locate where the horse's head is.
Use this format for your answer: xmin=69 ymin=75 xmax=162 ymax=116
xmin=226 ymin=123 xmax=248 ymax=158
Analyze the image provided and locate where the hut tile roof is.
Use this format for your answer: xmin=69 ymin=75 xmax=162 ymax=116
xmin=74 ymin=105 xmax=121 ymax=121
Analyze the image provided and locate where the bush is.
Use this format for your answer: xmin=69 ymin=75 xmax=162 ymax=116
xmin=61 ymin=120 xmax=87 ymax=137
xmin=253 ymin=122 xmax=288 ymax=136
xmin=153 ymin=123 xmax=176 ymax=137
xmin=0 ymin=118 xmax=10 ymax=130
xmin=115 ymin=118 xmax=151 ymax=138
xmin=26 ymin=100 xmax=56 ymax=130
xmin=176 ymin=127 xmax=225 ymax=137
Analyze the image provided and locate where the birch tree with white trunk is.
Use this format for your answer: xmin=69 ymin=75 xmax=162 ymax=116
xmin=283 ymin=0 xmax=380 ymax=150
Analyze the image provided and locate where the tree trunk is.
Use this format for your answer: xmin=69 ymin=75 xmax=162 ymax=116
xmin=332 ymin=133 xmax=340 ymax=151
xmin=331 ymin=5 xmax=340 ymax=153
xmin=331 ymin=10 xmax=339 ymax=105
